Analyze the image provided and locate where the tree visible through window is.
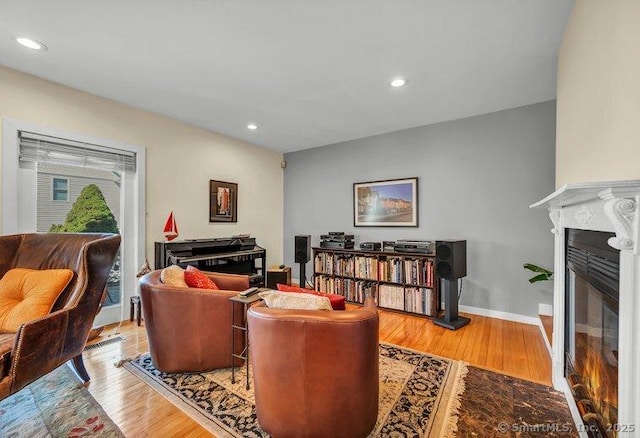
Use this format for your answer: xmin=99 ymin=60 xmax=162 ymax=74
xmin=49 ymin=183 xmax=121 ymax=305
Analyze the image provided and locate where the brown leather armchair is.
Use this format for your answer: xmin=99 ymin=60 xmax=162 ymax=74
xmin=247 ymin=297 xmax=379 ymax=438
xmin=0 ymin=233 xmax=121 ymax=401
xmin=139 ymin=270 xmax=250 ymax=373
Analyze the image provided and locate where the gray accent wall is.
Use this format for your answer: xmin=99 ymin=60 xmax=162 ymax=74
xmin=283 ymin=101 xmax=556 ymax=318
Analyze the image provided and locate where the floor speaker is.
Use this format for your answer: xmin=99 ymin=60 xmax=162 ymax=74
xmin=294 ymin=235 xmax=311 ymax=263
xmin=435 ymin=240 xmax=467 ymax=279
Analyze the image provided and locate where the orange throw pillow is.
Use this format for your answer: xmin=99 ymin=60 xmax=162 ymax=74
xmin=184 ymin=266 xmax=219 ymax=290
xmin=0 ymin=268 xmax=74 ymax=333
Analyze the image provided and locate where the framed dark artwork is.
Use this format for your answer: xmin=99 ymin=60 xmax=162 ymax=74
xmin=353 ymin=177 xmax=418 ymax=227
xmin=209 ymin=180 xmax=238 ymax=223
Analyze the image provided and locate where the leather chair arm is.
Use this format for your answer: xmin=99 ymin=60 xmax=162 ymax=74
xmin=207 ymin=272 xmax=250 ymax=291
xmin=8 ymin=307 xmax=75 ymax=394
xmin=0 ymin=234 xmax=23 ymax=279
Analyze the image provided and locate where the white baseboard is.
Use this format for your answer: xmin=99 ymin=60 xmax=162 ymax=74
xmin=458 ymin=305 xmax=539 ymax=325
xmin=460 ymin=305 xmax=555 ymax=360
xmin=537 ymin=316 xmax=554 ymax=358
xmin=538 ymin=303 xmax=553 ymax=316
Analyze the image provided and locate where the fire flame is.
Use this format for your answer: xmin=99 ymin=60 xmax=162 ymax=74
xmin=576 ymin=332 xmax=618 ymax=430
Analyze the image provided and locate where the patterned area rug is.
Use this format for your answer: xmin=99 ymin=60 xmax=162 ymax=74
xmin=122 ymin=342 xmax=468 ymax=437
xmin=0 ymin=364 xmax=124 ymax=437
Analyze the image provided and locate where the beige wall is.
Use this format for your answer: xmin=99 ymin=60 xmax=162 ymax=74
xmin=556 ymin=0 xmax=640 ymax=187
xmin=0 ymin=66 xmax=284 ymax=266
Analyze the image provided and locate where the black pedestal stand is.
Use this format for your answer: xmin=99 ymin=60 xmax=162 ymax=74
xmin=298 ymin=262 xmax=307 ymax=288
xmin=433 ymin=278 xmax=470 ymax=330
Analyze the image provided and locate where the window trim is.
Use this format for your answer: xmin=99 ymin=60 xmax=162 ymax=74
xmin=51 ymin=177 xmax=69 ymax=201
xmin=2 ymin=117 xmax=146 ymax=327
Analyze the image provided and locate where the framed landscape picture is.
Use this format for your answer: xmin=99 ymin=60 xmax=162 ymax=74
xmin=209 ymin=180 xmax=237 ymax=223
xmin=353 ymin=177 xmax=418 ymax=227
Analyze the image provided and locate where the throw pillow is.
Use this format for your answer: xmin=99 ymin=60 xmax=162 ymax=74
xmin=184 ymin=266 xmax=219 ymax=290
xmin=276 ymin=283 xmax=319 ymax=295
xmin=259 ymin=290 xmax=332 ymax=311
xmin=0 ymin=268 xmax=74 ymax=333
xmin=160 ymin=265 xmax=188 ymax=287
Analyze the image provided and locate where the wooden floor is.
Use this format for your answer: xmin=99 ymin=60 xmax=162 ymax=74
xmin=83 ymin=309 xmax=551 ymax=437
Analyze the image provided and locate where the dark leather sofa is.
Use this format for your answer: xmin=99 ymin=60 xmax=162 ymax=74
xmin=247 ymin=296 xmax=380 ymax=438
xmin=0 ymin=233 xmax=121 ymax=401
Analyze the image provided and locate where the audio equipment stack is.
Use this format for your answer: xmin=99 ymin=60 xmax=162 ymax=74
xmin=360 ymin=242 xmax=381 ymax=251
xmin=433 ymin=240 xmax=470 ymax=330
xmin=320 ymin=232 xmax=354 ymax=249
xmin=393 ymin=239 xmax=435 ymax=254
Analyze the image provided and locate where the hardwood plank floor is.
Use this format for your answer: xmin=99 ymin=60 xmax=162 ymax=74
xmin=83 ymin=308 xmax=551 ymax=437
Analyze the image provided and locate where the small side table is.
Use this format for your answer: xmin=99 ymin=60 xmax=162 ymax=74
xmin=229 ymin=293 xmax=263 ymax=389
xmin=130 ymin=296 xmax=142 ymax=326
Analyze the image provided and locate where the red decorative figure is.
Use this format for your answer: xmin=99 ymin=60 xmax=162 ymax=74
xmin=163 ymin=211 xmax=179 ymax=241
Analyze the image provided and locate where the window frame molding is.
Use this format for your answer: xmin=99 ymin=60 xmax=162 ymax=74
xmin=2 ymin=117 xmax=146 ymax=325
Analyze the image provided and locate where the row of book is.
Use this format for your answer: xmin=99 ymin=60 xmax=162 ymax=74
xmin=316 ymin=253 xmax=434 ymax=287
xmin=403 ymin=259 xmax=434 ymax=288
xmin=404 ymin=287 xmax=436 ymax=316
xmin=377 ymin=284 xmax=436 ymax=316
xmin=378 ymin=285 xmax=405 ymax=310
xmin=354 ymin=256 xmax=378 ymax=280
xmin=314 ymin=252 xmax=336 ymax=275
xmin=314 ymin=276 xmax=377 ymax=304
xmin=378 ymin=257 xmax=434 ymax=286
xmin=316 ymin=275 xmax=437 ymax=316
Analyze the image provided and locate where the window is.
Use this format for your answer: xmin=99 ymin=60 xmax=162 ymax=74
xmin=3 ymin=118 xmax=145 ymax=327
xmin=52 ymin=177 xmax=68 ymax=201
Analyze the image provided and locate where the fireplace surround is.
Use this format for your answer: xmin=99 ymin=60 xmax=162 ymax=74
xmin=532 ymin=180 xmax=640 ymax=436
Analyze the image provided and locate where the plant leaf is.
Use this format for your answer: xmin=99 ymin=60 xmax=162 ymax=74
xmin=528 ymin=273 xmax=553 ymax=283
xmin=523 ymin=263 xmax=553 ymax=275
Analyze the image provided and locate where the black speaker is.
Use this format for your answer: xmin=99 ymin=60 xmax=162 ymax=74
xmin=435 ymin=240 xmax=467 ymax=279
xmin=294 ymin=235 xmax=311 ymax=263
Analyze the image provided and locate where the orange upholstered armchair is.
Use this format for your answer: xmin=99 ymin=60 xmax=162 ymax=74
xmin=247 ymin=297 xmax=380 ymax=438
xmin=0 ymin=233 xmax=121 ymax=401
xmin=139 ymin=270 xmax=250 ymax=373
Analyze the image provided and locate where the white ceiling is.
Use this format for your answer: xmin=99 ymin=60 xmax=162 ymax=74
xmin=0 ymin=0 xmax=574 ymax=153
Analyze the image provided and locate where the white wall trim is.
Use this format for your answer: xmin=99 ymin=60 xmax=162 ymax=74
xmin=538 ymin=303 xmax=553 ymax=316
xmin=458 ymin=304 xmax=539 ymax=325
xmin=537 ymin=316 xmax=554 ymax=359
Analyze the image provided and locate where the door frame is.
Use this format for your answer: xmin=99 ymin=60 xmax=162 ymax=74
xmin=2 ymin=117 xmax=146 ymax=326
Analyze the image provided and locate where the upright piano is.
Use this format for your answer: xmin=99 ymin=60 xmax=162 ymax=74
xmin=154 ymin=236 xmax=266 ymax=287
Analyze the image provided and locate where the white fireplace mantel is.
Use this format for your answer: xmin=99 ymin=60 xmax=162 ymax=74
xmin=532 ymin=180 xmax=640 ymax=435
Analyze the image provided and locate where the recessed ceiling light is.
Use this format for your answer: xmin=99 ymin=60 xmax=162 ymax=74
xmin=247 ymin=123 xmax=258 ymax=131
xmin=14 ymin=36 xmax=48 ymax=51
xmin=390 ymin=77 xmax=407 ymax=88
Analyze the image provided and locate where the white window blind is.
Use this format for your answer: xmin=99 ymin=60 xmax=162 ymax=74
xmin=18 ymin=131 xmax=137 ymax=172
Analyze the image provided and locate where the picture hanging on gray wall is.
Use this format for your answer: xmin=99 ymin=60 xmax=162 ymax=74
xmin=353 ymin=177 xmax=418 ymax=227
